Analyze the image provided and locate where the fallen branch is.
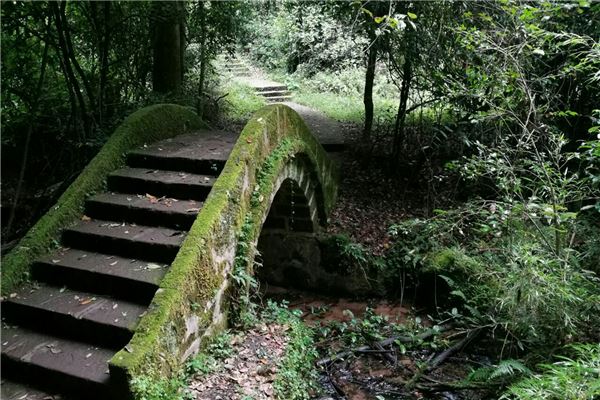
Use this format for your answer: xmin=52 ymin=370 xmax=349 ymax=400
xmin=316 ymin=326 xmax=447 ymax=367
xmin=373 ymin=341 xmax=396 ymax=365
xmin=405 ymin=327 xmax=483 ymax=389
xmin=430 ymin=327 xmax=482 ymax=370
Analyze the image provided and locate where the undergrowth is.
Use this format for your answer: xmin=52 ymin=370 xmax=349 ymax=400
xmin=502 ymin=343 xmax=600 ymax=400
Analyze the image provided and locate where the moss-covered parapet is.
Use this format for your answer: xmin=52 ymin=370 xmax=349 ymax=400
xmin=111 ymin=104 xmax=338 ymax=396
xmin=1 ymin=104 xmax=206 ymax=294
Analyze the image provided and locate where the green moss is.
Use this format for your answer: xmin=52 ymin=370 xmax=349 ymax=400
xmin=1 ymin=104 xmax=205 ymax=295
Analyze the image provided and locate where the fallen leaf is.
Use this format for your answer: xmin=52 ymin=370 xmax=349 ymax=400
xmin=79 ymin=297 xmax=96 ymax=305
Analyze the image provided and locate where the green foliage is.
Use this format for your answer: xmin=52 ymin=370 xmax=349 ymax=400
xmin=220 ymin=81 xmax=266 ymax=123
xmin=186 ymin=331 xmax=234 ymax=377
xmin=467 ymin=359 xmax=533 ymax=384
xmin=263 ymin=301 xmax=319 ymax=400
xmin=502 ymin=344 xmax=600 ymax=400
xmin=389 ymin=202 xmax=600 ymax=351
xmin=243 ymin=2 xmax=366 ymax=74
xmin=131 ymin=374 xmax=190 ymax=400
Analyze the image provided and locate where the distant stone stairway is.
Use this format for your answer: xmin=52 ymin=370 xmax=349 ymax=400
xmin=255 ymin=84 xmax=293 ymax=104
xmin=1 ymin=131 xmax=237 ymax=399
xmin=224 ymin=57 xmax=293 ymax=103
xmin=225 ymin=58 xmax=251 ymax=77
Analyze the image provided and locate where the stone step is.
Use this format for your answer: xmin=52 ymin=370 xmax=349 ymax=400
xmin=127 ymin=131 xmax=235 ymax=175
xmin=1 ymin=325 xmax=119 ymax=399
xmin=257 ymin=90 xmax=292 ymax=98
xmin=266 ymin=95 xmax=293 ymax=103
xmin=86 ymin=192 xmax=201 ymax=230
xmin=255 ymin=85 xmax=288 ymax=92
xmin=31 ymin=248 xmax=169 ymax=302
xmin=107 ymin=168 xmax=216 ymax=200
xmin=2 ymin=282 xmax=145 ymax=346
xmin=0 ymin=380 xmax=58 ymax=400
xmin=62 ymin=219 xmax=185 ymax=263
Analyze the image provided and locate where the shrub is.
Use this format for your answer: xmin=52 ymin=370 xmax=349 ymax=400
xmin=502 ymin=343 xmax=600 ymax=400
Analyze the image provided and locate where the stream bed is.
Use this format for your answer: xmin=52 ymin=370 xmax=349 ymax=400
xmin=264 ymin=286 xmax=494 ymax=400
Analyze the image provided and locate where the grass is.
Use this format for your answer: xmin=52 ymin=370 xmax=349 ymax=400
xmin=262 ymin=67 xmax=398 ymax=125
xmin=220 ymin=80 xmax=266 ymax=123
xmin=292 ymin=90 xmax=397 ymax=125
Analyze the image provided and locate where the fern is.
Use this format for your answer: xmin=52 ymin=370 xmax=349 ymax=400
xmin=468 ymin=359 xmax=532 ymax=383
xmin=490 ymin=360 xmax=532 ymax=380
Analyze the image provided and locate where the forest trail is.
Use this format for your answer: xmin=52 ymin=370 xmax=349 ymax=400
xmin=225 ymin=57 xmax=346 ymax=152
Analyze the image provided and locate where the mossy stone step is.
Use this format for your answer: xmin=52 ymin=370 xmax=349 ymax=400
xmin=62 ymin=220 xmax=185 ymax=263
xmin=255 ymin=85 xmax=288 ymax=92
xmin=1 ymin=325 xmax=117 ymax=399
xmin=257 ymin=90 xmax=292 ymax=98
xmin=31 ymin=248 xmax=169 ymax=302
xmin=0 ymin=380 xmax=58 ymax=400
xmin=126 ymin=131 xmax=236 ymax=175
xmin=86 ymin=192 xmax=201 ymax=230
xmin=107 ymin=168 xmax=216 ymax=200
xmin=266 ymin=95 xmax=293 ymax=103
xmin=2 ymin=282 xmax=145 ymax=346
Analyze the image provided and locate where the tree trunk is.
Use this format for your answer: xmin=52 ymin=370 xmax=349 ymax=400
xmin=91 ymin=1 xmax=111 ymax=125
xmin=196 ymin=2 xmax=206 ymax=115
xmin=152 ymin=1 xmax=184 ymax=94
xmin=392 ymin=53 xmax=413 ymax=161
xmin=6 ymin=25 xmax=51 ymax=236
xmin=363 ymin=42 xmax=377 ymax=143
xmin=60 ymin=1 xmax=95 ymax=114
xmin=51 ymin=1 xmax=89 ymax=137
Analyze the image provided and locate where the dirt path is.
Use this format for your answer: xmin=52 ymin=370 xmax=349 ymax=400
xmin=188 ymin=324 xmax=288 ymax=400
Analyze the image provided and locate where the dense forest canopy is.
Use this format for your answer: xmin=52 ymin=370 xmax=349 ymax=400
xmin=1 ymin=1 xmax=599 ymax=399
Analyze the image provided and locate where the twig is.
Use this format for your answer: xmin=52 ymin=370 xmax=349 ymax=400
xmin=405 ymin=327 xmax=483 ymax=389
xmin=316 ymin=326 xmax=447 ymax=367
xmin=429 ymin=327 xmax=482 ymax=369
xmin=373 ymin=341 xmax=396 ymax=366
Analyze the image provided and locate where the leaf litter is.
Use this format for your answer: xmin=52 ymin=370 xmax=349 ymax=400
xmin=188 ymin=324 xmax=289 ymax=400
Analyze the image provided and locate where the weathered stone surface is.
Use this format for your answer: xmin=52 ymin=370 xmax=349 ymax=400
xmin=1 ymin=325 xmax=115 ymax=398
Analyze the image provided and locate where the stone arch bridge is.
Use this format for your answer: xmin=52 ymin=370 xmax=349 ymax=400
xmin=1 ymin=104 xmax=338 ymax=399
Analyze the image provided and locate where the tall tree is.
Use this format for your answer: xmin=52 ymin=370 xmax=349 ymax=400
xmin=152 ymin=1 xmax=186 ymax=94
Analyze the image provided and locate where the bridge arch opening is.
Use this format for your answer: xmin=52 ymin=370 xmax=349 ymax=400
xmin=255 ymin=154 xmax=329 ymax=292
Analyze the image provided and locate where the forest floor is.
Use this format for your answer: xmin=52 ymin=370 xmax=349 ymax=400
xmin=186 ymin=287 xmax=494 ymax=400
